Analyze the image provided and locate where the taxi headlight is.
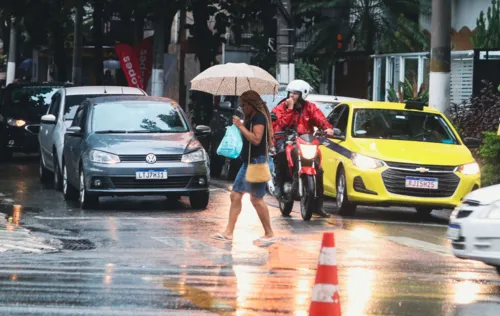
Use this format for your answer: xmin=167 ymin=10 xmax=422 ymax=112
xmin=457 ymin=162 xmax=480 ymax=175
xmin=182 ymin=149 xmax=207 ymax=163
xmin=89 ymin=150 xmax=120 ymax=164
xmin=351 ymin=153 xmax=385 ymax=169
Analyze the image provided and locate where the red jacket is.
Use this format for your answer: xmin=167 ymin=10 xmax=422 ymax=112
xmin=272 ymin=100 xmax=333 ymax=135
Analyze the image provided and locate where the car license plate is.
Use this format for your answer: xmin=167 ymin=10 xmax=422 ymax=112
xmin=447 ymin=224 xmax=461 ymax=241
xmin=135 ymin=170 xmax=167 ymax=180
xmin=405 ymin=177 xmax=438 ymax=189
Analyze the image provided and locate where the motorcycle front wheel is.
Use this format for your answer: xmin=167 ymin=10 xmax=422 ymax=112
xmin=300 ymin=174 xmax=316 ymax=221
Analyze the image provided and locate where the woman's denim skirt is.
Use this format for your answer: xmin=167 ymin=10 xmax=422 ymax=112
xmin=232 ymin=155 xmax=273 ymax=198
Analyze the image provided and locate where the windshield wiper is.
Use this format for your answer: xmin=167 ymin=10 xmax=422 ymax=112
xmin=95 ymin=130 xmax=128 ymax=134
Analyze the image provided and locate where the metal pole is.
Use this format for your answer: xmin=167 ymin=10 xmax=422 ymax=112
xmin=178 ymin=0 xmax=187 ymax=108
xmin=429 ymin=0 xmax=451 ymax=113
xmin=6 ymin=17 xmax=17 ymax=85
xmin=72 ymin=1 xmax=83 ymax=85
xmin=152 ymin=0 xmax=166 ymax=96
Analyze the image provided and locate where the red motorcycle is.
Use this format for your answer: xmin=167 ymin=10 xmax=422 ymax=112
xmin=272 ymin=128 xmax=325 ymax=220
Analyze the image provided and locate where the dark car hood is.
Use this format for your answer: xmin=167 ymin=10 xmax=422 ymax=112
xmin=87 ymin=132 xmax=195 ymax=155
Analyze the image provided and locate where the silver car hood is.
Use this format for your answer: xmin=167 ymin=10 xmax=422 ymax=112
xmin=87 ymin=132 xmax=194 ymax=155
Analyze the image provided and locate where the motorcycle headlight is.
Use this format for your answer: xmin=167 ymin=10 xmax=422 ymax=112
xmin=300 ymin=144 xmax=318 ymax=160
xmin=89 ymin=150 xmax=120 ymax=164
xmin=7 ymin=118 xmax=26 ymax=127
xmin=457 ymin=162 xmax=480 ymax=175
xmin=351 ymin=153 xmax=385 ymax=169
xmin=182 ymin=149 xmax=207 ymax=163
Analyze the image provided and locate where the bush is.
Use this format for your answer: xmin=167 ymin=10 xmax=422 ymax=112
xmin=480 ymin=132 xmax=500 ymax=186
xmin=449 ymin=81 xmax=500 ymax=185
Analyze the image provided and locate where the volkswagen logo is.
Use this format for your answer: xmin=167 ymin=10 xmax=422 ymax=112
xmin=146 ymin=154 xmax=157 ymax=164
xmin=415 ymin=167 xmax=430 ymax=173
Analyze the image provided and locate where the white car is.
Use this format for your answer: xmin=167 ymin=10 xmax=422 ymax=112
xmin=38 ymin=86 xmax=147 ymax=189
xmin=447 ymin=184 xmax=500 ymax=275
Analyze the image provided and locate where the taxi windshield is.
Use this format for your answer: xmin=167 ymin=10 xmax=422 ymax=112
xmin=352 ymin=109 xmax=459 ymax=145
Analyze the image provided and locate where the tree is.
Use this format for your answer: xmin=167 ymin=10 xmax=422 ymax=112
xmin=298 ymin=0 xmax=422 ymax=56
xmin=471 ymin=0 xmax=500 ymax=49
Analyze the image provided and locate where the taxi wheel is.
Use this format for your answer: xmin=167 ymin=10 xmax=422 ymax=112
xmin=495 ymin=266 xmax=500 ymax=275
xmin=336 ymin=168 xmax=357 ymax=216
xmin=416 ymin=207 xmax=433 ymax=216
xmin=39 ymin=156 xmax=52 ymax=184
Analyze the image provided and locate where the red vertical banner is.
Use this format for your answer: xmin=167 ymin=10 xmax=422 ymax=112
xmin=135 ymin=36 xmax=153 ymax=89
xmin=115 ymin=44 xmax=143 ymax=90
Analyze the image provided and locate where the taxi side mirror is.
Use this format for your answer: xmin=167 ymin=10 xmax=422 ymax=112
xmin=332 ymin=128 xmax=346 ymax=141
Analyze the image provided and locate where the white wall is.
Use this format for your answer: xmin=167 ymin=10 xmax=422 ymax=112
xmin=420 ymin=0 xmax=491 ymax=31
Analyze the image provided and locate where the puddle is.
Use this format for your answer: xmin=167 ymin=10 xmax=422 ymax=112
xmin=58 ymin=237 xmax=96 ymax=251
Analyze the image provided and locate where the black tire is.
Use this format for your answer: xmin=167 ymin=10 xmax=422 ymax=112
xmin=62 ymin=162 xmax=78 ymax=200
xmin=39 ymin=156 xmax=52 ymax=184
xmin=416 ymin=207 xmax=433 ymax=216
xmin=190 ymin=191 xmax=209 ymax=209
xmin=336 ymin=167 xmax=357 ymax=216
xmin=279 ymin=197 xmax=294 ymax=216
xmin=210 ymin=156 xmax=224 ymax=178
xmin=53 ymin=155 xmax=63 ymax=191
xmin=0 ymin=144 xmax=12 ymax=161
xmin=495 ymin=266 xmax=500 ymax=276
xmin=79 ymin=169 xmax=99 ymax=209
xmin=300 ymin=175 xmax=316 ymax=221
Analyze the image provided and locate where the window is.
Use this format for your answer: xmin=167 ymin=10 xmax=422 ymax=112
xmin=328 ymin=104 xmax=349 ymax=135
xmin=48 ymin=93 xmax=61 ymax=117
xmin=352 ymin=109 xmax=459 ymax=144
xmin=91 ymin=101 xmax=189 ymax=133
xmin=72 ymin=108 xmax=85 ymax=129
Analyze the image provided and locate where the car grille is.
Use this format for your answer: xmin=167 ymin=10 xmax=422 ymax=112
xmin=25 ymin=125 xmax=40 ymax=134
xmin=385 ymin=161 xmax=457 ymax=172
xmin=381 ymin=168 xmax=460 ymax=198
xmin=118 ymin=154 xmax=182 ymax=162
xmin=110 ymin=176 xmax=192 ymax=189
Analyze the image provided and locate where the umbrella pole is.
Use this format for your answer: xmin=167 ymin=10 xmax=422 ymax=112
xmin=235 ymin=77 xmax=237 ymax=96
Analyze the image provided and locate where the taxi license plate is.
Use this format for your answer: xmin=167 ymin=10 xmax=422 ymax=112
xmin=405 ymin=177 xmax=438 ymax=190
xmin=447 ymin=224 xmax=461 ymax=241
xmin=135 ymin=170 xmax=167 ymax=180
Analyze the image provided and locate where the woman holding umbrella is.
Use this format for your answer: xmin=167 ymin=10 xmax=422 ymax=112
xmin=212 ymin=90 xmax=275 ymax=244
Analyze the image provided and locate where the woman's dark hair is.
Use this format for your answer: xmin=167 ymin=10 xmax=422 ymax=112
xmin=240 ymin=90 xmax=274 ymax=145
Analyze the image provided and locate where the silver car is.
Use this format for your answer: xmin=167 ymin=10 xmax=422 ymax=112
xmin=39 ymin=86 xmax=146 ymax=190
xmin=62 ymin=96 xmax=211 ymax=210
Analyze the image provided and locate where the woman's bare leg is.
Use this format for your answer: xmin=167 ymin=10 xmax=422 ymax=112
xmin=250 ymin=195 xmax=274 ymax=238
xmin=220 ymin=191 xmax=244 ymax=239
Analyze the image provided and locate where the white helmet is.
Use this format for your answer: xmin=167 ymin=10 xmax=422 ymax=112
xmin=286 ymin=79 xmax=311 ymax=99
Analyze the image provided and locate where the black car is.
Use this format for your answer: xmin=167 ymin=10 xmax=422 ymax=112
xmin=0 ymin=82 xmax=71 ymax=160
xmin=208 ymin=93 xmax=286 ymax=180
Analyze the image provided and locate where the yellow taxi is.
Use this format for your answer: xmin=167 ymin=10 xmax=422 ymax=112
xmin=319 ymin=101 xmax=481 ymax=216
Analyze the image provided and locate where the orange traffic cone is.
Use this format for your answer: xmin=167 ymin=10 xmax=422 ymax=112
xmin=309 ymin=232 xmax=341 ymax=316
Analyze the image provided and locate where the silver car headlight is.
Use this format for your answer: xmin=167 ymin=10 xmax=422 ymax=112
xmin=89 ymin=150 xmax=120 ymax=164
xmin=182 ymin=149 xmax=207 ymax=163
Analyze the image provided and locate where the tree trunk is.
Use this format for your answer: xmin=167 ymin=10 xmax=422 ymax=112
xmin=72 ymin=0 xmax=84 ymax=85
xmin=52 ymin=22 xmax=67 ymax=81
xmin=191 ymin=0 xmax=216 ymax=72
xmin=93 ymin=0 xmax=104 ymax=85
xmin=133 ymin=10 xmax=145 ymax=47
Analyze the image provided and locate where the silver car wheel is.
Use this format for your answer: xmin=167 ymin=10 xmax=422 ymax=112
xmin=337 ymin=174 xmax=345 ymax=208
xmin=79 ymin=171 xmax=85 ymax=205
xmin=63 ymin=165 xmax=68 ymax=195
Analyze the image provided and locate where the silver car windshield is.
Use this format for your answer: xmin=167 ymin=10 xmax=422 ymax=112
xmin=92 ymin=101 xmax=189 ymax=133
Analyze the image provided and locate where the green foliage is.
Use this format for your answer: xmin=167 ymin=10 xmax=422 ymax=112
xmin=386 ymin=78 xmax=429 ymax=103
xmin=295 ymin=59 xmax=321 ymax=92
xmin=480 ymin=132 xmax=500 ymax=186
xmin=381 ymin=14 xmax=430 ymax=53
xmin=297 ymin=0 xmax=422 ymax=57
xmin=471 ymin=0 xmax=500 ymax=49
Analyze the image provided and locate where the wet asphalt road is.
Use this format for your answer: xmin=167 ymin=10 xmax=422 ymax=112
xmin=0 ymin=155 xmax=500 ymax=315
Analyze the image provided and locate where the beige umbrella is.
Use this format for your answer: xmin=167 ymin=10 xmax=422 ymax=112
xmin=190 ymin=63 xmax=280 ymax=96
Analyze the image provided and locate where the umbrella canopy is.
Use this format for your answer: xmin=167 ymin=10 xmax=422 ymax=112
xmin=190 ymin=63 xmax=279 ymax=96
xmin=19 ymin=59 xmax=33 ymax=70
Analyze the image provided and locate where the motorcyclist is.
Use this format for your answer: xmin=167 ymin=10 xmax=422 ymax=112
xmin=271 ymin=79 xmax=334 ymax=217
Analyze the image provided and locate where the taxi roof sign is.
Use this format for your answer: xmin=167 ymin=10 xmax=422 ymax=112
xmin=405 ymin=101 xmax=427 ymax=111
